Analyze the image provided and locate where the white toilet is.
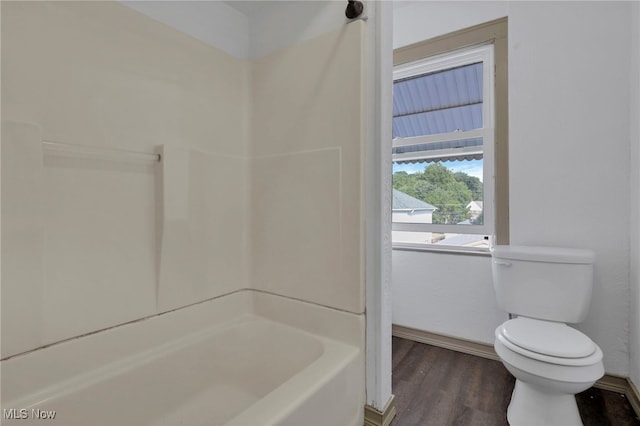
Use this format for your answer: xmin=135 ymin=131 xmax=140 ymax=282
xmin=491 ymin=245 xmax=604 ymax=426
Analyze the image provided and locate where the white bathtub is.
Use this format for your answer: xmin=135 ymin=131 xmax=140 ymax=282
xmin=0 ymin=290 xmax=365 ymax=426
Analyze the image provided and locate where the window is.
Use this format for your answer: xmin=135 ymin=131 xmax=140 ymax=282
xmin=392 ymin=19 xmax=508 ymax=253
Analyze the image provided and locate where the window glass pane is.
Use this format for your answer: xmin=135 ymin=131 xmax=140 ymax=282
xmin=393 ymin=62 xmax=483 ymax=138
xmin=392 ymin=158 xmax=483 ymax=226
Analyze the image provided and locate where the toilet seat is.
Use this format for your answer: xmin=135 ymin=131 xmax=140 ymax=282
xmin=496 ymin=317 xmax=602 ymax=366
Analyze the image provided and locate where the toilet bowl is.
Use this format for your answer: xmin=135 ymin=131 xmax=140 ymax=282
xmin=494 ymin=317 xmax=604 ymax=426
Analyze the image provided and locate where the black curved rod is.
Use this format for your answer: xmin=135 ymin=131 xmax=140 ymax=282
xmin=345 ymin=0 xmax=364 ymax=19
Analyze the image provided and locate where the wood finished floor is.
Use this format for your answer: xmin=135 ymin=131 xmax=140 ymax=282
xmin=391 ymin=337 xmax=640 ymax=426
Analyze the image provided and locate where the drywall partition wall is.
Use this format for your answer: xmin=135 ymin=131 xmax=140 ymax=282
xmin=1 ymin=1 xmax=249 ymax=358
xmin=250 ymin=20 xmax=366 ymax=314
xmin=392 ymin=1 xmax=633 ymax=376
xmin=365 ymin=0 xmax=394 ymax=413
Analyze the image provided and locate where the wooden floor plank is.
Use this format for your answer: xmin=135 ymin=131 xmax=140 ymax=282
xmin=391 ymin=337 xmax=640 ymax=426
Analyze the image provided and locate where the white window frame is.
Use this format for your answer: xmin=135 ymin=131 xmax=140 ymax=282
xmin=392 ymin=44 xmax=495 ymax=249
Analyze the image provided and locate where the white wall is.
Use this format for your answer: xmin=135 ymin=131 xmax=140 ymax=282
xmin=393 ymin=1 xmax=634 ymax=376
xmin=393 ymin=249 xmax=506 ymax=341
xmin=630 ymin=0 xmax=640 ymax=389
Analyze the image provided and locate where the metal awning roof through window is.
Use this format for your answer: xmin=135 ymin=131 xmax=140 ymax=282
xmin=392 ymin=62 xmax=484 ymax=163
xmin=393 ymin=62 xmax=483 ymax=138
xmin=392 ymin=136 xmax=483 ymax=164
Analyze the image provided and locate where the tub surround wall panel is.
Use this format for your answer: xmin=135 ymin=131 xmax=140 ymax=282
xmin=41 ymin=150 xmax=157 ymax=345
xmin=2 ymin=1 xmax=249 ymax=158
xmin=250 ymin=22 xmax=365 ymax=157
xmin=1 ymin=122 xmax=45 ymax=358
xmin=1 ymin=1 xmax=249 ymax=357
xmin=250 ymin=21 xmax=366 ymax=315
xmin=393 ymin=1 xmax=634 ymax=376
xmin=158 ymin=146 xmax=248 ymax=312
xmin=252 ymin=291 xmax=365 ymax=348
xmin=251 ymin=149 xmax=343 ymax=308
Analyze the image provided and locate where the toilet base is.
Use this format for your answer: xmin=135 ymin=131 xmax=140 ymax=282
xmin=507 ymin=380 xmax=583 ymax=426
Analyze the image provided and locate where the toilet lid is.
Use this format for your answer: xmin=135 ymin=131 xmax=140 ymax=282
xmin=499 ymin=317 xmax=596 ymax=358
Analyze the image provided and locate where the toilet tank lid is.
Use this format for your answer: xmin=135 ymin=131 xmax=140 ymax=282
xmin=491 ymin=245 xmax=595 ymax=264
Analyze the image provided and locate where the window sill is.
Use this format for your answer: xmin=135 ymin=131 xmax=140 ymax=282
xmin=392 ymin=242 xmax=491 ymax=256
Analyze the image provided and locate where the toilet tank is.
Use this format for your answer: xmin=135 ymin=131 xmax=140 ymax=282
xmin=491 ymin=245 xmax=595 ymax=323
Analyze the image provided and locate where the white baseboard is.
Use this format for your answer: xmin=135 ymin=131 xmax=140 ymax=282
xmin=627 ymin=379 xmax=640 ymax=420
xmin=364 ymin=395 xmax=396 ymax=426
xmin=392 ymin=324 xmax=499 ymax=361
xmin=392 ymin=324 xmax=640 ymax=418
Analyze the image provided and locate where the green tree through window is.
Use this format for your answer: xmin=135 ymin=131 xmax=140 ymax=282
xmin=392 ymin=163 xmax=482 ymax=225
